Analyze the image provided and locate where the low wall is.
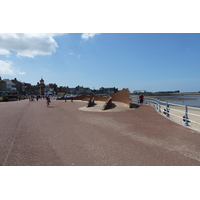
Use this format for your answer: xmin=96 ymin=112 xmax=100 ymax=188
xmin=58 ymin=95 xmax=109 ymax=102
xmin=110 ymin=88 xmax=130 ymax=106
xmin=60 ymin=89 xmax=130 ymax=109
xmin=72 ymin=95 xmax=87 ymax=100
xmin=95 ymin=96 xmax=110 ymax=102
xmin=82 ymin=95 xmax=110 ymax=102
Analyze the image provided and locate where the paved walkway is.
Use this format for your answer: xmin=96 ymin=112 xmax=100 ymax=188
xmin=1 ymin=99 xmax=200 ymax=165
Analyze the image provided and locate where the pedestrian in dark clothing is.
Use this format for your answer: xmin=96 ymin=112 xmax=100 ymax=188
xmin=46 ymin=95 xmax=51 ymax=107
xmin=139 ymin=94 xmax=144 ymax=105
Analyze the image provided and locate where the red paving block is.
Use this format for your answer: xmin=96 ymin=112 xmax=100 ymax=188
xmin=1 ymin=99 xmax=200 ymax=166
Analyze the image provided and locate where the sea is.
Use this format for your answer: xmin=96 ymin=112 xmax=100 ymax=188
xmin=131 ymin=94 xmax=200 ymax=108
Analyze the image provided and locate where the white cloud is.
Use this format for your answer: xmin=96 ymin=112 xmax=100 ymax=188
xmin=81 ymin=33 xmax=100 ymax=40
xmin=69 ymin=51 xmax=81 ymax=59
xmin=0 ymin=33 xmax=61 ymax=58
xmin=0 ymin=60 xmax=26 ymax=75
xmin=0 ymin=48 xmax=11 ymax=57
xmin=17 ymin=71 xmax=26 ymax=75
xmin=0 ymin=60 xmax=15 ymax=75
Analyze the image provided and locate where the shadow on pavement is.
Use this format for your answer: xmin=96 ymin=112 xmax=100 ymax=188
xmin=130 ymin=103 xmax=140 ymax=109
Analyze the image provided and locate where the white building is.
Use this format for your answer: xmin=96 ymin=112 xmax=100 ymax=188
xmin=3 ymin=79 xmax=17 ymax=92
xmin=133 ymin=90 xmax=147 ymax=94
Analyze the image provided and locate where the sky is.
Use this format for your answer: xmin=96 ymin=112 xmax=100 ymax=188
xmin=0 ymin=33 xmax=200 ymax=93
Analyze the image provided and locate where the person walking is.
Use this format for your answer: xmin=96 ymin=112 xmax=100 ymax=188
xmin=139 ymin=94 xmax=144 ymax=106
xmin=31 ymin=95 xmax=35 ymax=102
xmin=46 ymin=95 xmax=51 ymax=107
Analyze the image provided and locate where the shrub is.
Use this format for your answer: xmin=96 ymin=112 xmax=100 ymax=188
xmin=2 ymin=95 xmax=18 ymax=101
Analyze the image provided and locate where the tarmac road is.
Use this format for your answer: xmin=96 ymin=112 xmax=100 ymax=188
xmin=1 ymin=98 xmax=200 ymax=166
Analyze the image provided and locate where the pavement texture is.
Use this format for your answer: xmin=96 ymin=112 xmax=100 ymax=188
xmin=1 ymin=99 xmax=200 ymax=166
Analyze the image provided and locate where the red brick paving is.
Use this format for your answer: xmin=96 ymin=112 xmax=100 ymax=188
xmin=1 ymin=99 xmax=200 ymax=166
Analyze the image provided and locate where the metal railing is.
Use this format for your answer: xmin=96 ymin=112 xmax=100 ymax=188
xmin=131 ymin=97 xmax=200 ymax=127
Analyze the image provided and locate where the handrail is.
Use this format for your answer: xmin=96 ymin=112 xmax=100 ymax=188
xmin=131 ymin=96 xmax=200 ymax=127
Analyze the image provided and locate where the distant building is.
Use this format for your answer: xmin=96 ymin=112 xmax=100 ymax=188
xmin=69 ymin=88 xmax=76 ymax=94
xmin=0 ymin=77 xmax=6 ymax=91
xmin=0 ymin=76 xmax=119 ymax=97
xmin=58 ymin=86 xmax=70 ymax=94
xmin=24 ymin=83 xmax=32 ymax=95
xmin=75 ymin=85 xmax=92 ymax=94
xmin=75 ymin=85 xmax=84 ymax=94
xmin=99 ymin=87 xmax=118 ymax=94
xmin=12 ymin=78 xmax=26 ymax=95
xmin=49 ymin=83 xmax=58 ymax=94
xmin=1 ymin=79 xmax=17 ymax=93
xmin=84 ymin=87 xmax=92 ymax=94
xmin=133 ymin=90 xmax=147 ymax=94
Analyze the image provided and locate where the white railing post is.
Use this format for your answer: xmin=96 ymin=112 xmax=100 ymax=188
xmin=158 ymin=100 xmax=161 ymax=112
xmin=166 ymin=101 xmax=169 ymax=117
xmin=184 ymin=104 xmax=189 ymax=126
xmin=145 ymin=97 xmax=200 ymax=127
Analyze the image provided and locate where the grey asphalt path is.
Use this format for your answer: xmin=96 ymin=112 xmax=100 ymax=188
xmin=1 ymin=99 xmax=200 ymax=166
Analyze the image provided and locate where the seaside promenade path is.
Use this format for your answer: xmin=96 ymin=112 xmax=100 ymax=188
xmin=1 ymin=98 xmax=200 ymax=166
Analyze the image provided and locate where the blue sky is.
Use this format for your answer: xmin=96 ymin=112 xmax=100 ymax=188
xmin=0 ymin=33 xmax=200 ymax=92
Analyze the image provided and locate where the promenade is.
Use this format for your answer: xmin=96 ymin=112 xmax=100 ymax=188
xmin=1 ymin=98 xmax=200 ymax=166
